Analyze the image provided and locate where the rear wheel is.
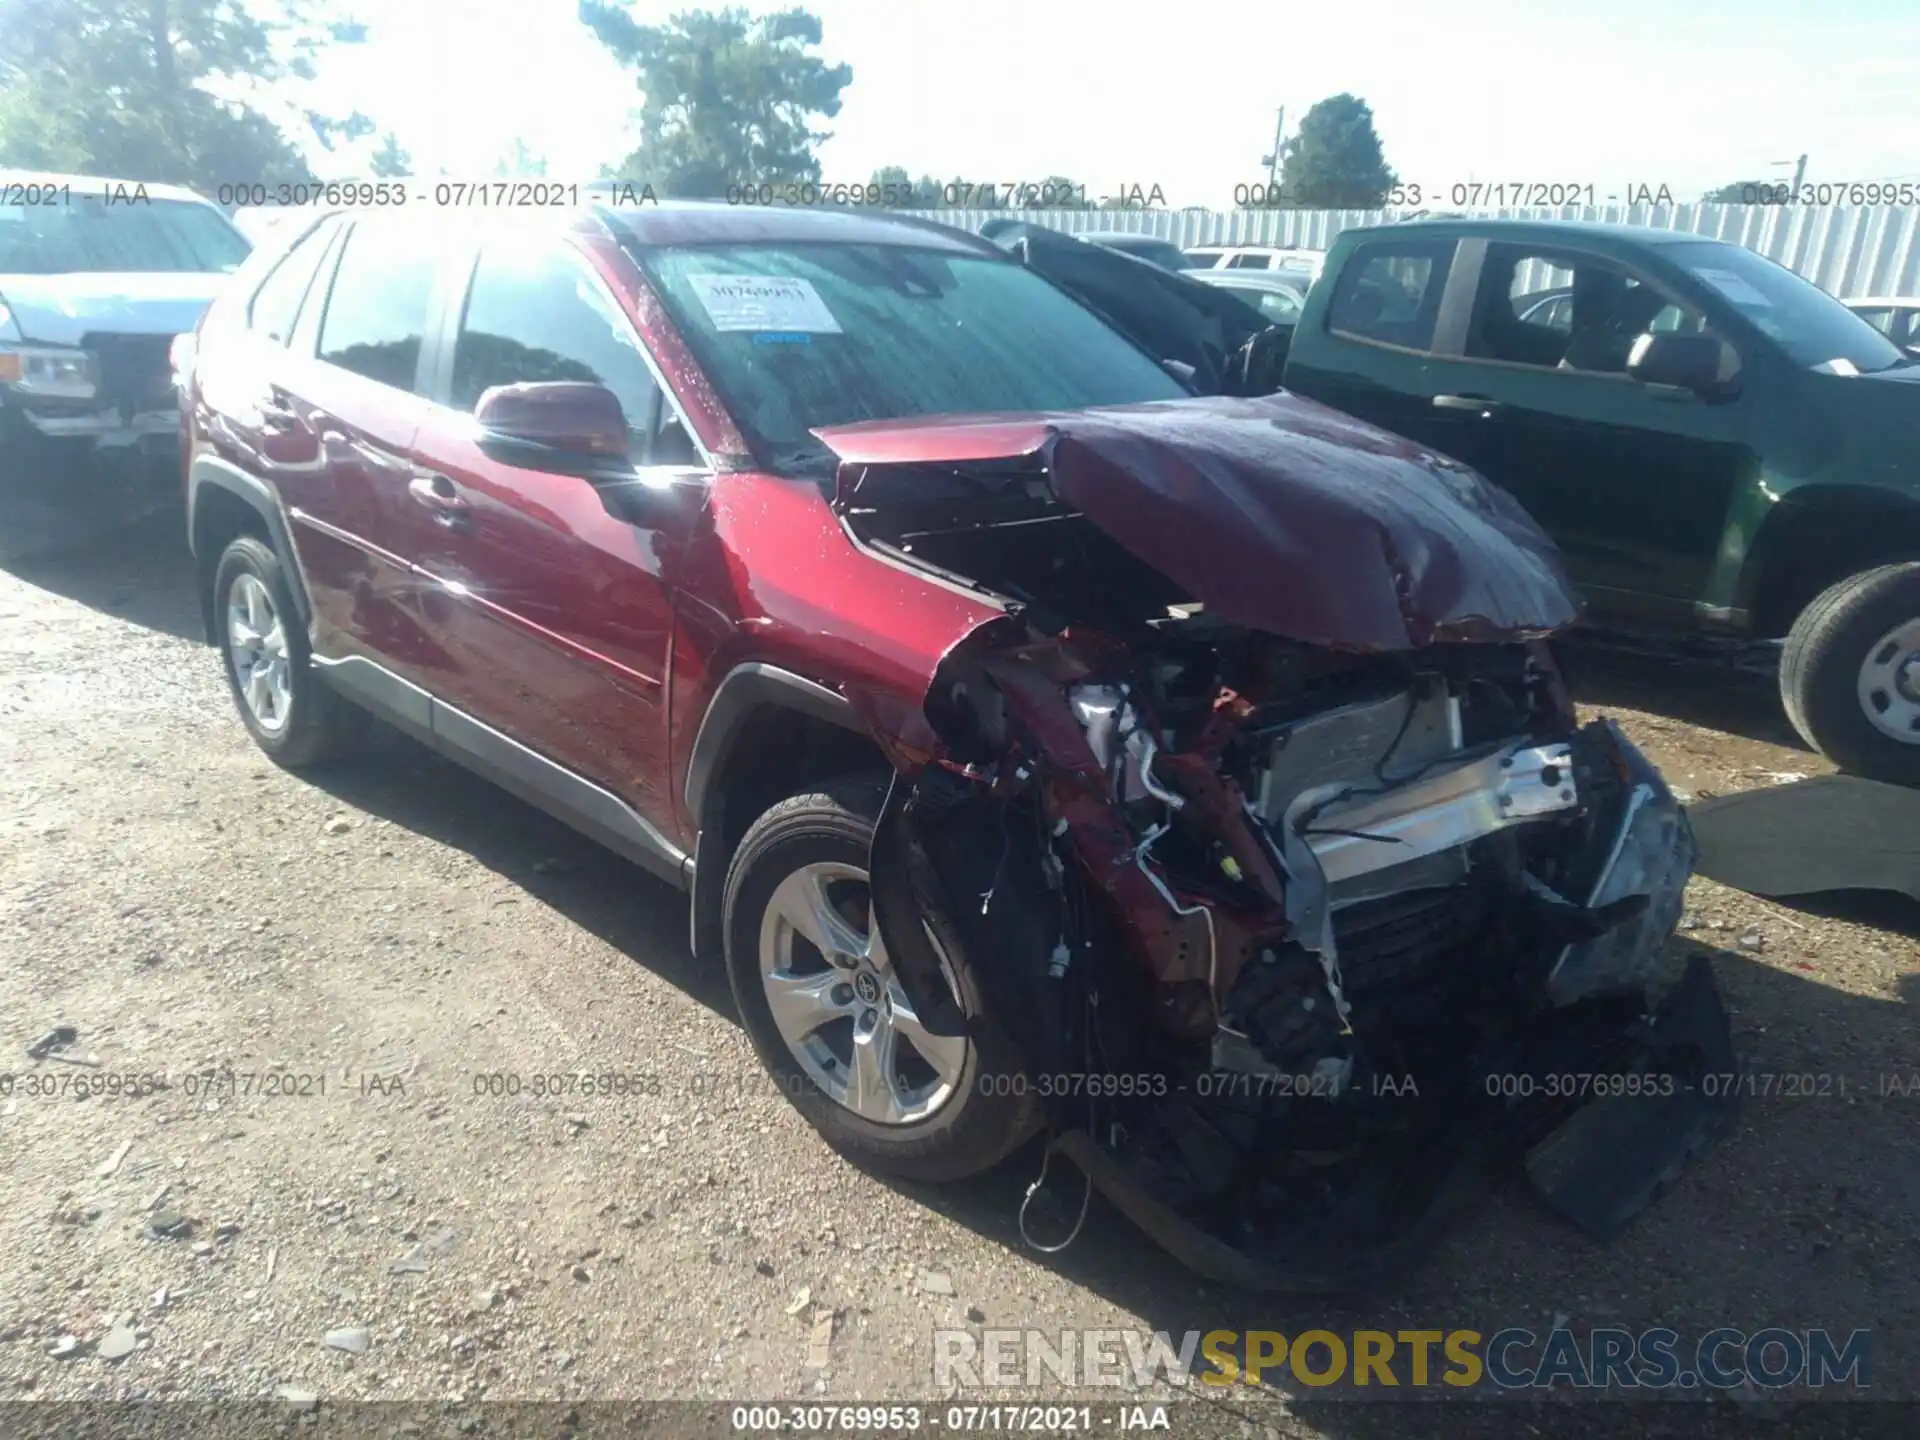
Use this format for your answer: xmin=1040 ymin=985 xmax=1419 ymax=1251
xmin=212 ymin=536 xmax=365 ymax=768
xmin=1780 ymin=562 xmax=1920 ymax=784
xmin=721 ymin=774 xmax=1038 ymax=1181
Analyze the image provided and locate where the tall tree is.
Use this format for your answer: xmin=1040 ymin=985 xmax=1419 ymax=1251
xmin=1278 ymin=94 xmax=1398 ymax=208
xmin=1036 ymin=174 xmax=1090 ymax=210
xmin=1703 ymin=180 xmax=1773 ymax=202
xmin=493 ymin=137 xmax=549 ymax=177
xmin=581 ymin=4 xmax=851 ymax=198
xmin=0 ymin=0 xmax=372 ymax=190
xmin=867 ymin=167 xmax=945 ymax=206
xmin=369 ymin=131 xmax=410 ymax=178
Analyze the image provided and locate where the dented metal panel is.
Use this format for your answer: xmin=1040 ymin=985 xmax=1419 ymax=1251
xmin=817 ymin=393 xmax=1580 ymax=651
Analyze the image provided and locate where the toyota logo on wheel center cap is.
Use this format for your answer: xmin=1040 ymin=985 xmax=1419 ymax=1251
xmin=853 ymin=970 xmax=882 ymax=1005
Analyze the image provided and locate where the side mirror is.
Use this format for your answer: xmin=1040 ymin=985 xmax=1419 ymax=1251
xmin=473 ymin=382 xmax=630 ymax=470
xmin=1627 ymin=332 xmax=1727 ymax=393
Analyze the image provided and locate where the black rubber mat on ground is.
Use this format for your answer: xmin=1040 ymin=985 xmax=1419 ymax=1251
xmin=1688 ymin=776 xmax=1920 ymax=931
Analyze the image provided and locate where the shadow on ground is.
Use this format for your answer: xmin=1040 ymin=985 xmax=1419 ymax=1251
xmin=1551 ymin=641 xmax=1804 ymax=760
xmin=1558 ymin=639 xmax=1808 ymax=753
xmin=314 ymin=727 xmax=1920 ymax=1413
xmin=283 ymin=717 xmax=1917 ymax=1411
xmin=0 ymin=503 xmax=202 ymax=643
xmin=14 ymin=518 xmax=1917 ymax=1424
xmin=302 ymin=734 xmax=734 ymax=1021
xmin=903 ymin=949 xmax=1919 ymax=1417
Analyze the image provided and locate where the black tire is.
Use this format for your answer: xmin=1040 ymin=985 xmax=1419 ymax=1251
xmin=211 ymin=535 xmax=365 ymax=769
xmin=1780 ymin=562 xmax=1920 ymax=784
xmin=721 ymin=773 xmax=1039 ymax=1182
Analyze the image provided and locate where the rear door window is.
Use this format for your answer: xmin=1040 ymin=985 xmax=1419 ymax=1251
xmin=247 ymin=218 xmax=339 ymax=346
xmin=1325 ymin=240 xmax=1455 ymax=351
xmin=315 ymin=218 xmax=442 ymax=392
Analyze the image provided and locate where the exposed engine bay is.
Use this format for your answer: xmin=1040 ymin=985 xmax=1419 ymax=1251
xmin=821 ymin=398 xmax=1736 ymax=1291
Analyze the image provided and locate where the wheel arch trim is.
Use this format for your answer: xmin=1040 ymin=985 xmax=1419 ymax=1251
xmin=187 ymin=454 xmax=313 ymax=641
xmin=682 ymin=662 xmax=876 ymax=959
xmin=1729 ymin=484 xmax=1920 ymax=631
xmin=682 ymin=662 xmax=867 ymax=823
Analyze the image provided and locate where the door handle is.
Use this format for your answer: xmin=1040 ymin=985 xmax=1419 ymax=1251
xmin=1431 ymin=393 xmax=1502 ymax=415
xmin=408 ymin=473 xmax=471 ymax=527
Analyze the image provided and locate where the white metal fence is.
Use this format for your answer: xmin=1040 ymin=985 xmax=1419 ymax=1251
xmin=908 ymin=205 xmax=1920 ymax=299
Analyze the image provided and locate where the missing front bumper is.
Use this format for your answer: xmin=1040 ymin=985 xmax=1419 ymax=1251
xmin=1042 ymin=721 xmax=1724 ymax=1291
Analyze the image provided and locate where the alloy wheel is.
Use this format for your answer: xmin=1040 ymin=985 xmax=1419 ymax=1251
xmin=226 ymin=572 xmax=292 ymax=734
xmin=756 ymin=860 xmax=969 ymax=1125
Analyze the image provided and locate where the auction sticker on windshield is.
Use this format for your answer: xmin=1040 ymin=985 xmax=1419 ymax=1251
xmin=1693 ymin=269 xmax=1774 ymax=308
xmin=688 ymin=274 xmax=843 ymax=333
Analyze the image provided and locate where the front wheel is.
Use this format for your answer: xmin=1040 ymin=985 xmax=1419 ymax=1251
xmin=721 ymin=774 xmax=1039 ymax=1182
xmin=1780 ymin=562 xmax=1920 ymax=785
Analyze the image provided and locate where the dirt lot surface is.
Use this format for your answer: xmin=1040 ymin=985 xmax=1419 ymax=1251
xmin=2 ymin=514 xmax=1915 ymax=1438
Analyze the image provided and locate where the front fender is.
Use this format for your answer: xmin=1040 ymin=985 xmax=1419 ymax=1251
xmin=1716 ymin=480 xmax=1920 ymax=628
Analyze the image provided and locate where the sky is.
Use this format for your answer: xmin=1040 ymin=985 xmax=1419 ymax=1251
xmin=304 ymin=0 xmax=1920 ymax=206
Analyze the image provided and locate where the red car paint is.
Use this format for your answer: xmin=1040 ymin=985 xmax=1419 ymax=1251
xmin=815 ymin=393 xmax=1581 ymax=652
xmin=185 ymin=202 xmax=1576 ymax=889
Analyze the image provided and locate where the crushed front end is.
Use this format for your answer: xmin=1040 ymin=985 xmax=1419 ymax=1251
xmin=820 ymin=396 xmax=1738 ymax=1291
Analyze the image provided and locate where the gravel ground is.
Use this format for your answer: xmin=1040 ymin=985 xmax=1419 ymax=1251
xmin=1 ymin=513 xmax=1915 ymax=1438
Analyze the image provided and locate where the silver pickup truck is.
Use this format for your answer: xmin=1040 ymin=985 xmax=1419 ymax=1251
xmin=0 ymin=171 xmax=248 ymax=555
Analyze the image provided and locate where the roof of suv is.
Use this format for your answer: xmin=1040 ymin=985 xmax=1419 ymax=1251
xmin=1339 ymin=217 xmax=1720 ymax=248
xmin=594 ymin=201 xmax=1000 ymax=255
xmin=264 ymin=199 xmax=1005 ymax=260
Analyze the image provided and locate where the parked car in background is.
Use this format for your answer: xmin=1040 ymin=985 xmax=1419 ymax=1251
xmin=980 ymin=219 xmax=1276 ymax=392
xmin=1845 ymin=296 xmax=1920 ymax=356
xmin=1018 ymin=216 xmax=1920 ymax=783
xmin=0 ymin=170 xmax=249 ymax=540
xmin=1183 ymin=244 xmax=1325 ymax=283
xmin=231 ymin=206 xmax=302 ymax=247
xmin=177 ymin=200 xmax=1724 ymax=1289
xmin=1188 ymin=269 xmax=1308 ymax=327
xmin=1513 ymin=285 xmax=1573 ymax=329
xmin=1074 ymin=230 xmax=1193 ymax=272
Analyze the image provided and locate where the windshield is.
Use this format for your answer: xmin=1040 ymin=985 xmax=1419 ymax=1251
xmin=0 ymin=196 xmax=250 ymax=275
xmin=640 ymin=242 xmax=1188 ymax=469
xmin=1664 ymin=241 xmax=1907 ymax=373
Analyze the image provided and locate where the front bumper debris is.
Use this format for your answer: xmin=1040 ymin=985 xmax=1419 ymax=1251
xmin=1549 ymin=719 xmax=1697 ymax=1006
xmin=1032 ymin=720 xmax=1730 ymax=1293
xmin=1523 ymin=954 xmax=1739 ymax=1239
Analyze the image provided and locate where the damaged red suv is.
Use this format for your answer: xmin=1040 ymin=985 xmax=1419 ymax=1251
xmin=179 ymin=203 xmax=1735 ymax=1289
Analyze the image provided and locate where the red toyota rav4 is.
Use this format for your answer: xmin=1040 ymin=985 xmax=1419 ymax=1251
xmin=178 ymin=203 xmax=1734 ymax=1289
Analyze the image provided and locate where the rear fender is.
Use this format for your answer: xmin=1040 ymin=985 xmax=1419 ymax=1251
xmin=186 ymin=454 xmax=310 ymax=643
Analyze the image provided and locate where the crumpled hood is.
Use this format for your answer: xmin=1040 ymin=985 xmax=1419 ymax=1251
xmin=815 ymin=392 xmax=1580 ymax=650
xmin=0 ymin=271 xmax=230 ymax=346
